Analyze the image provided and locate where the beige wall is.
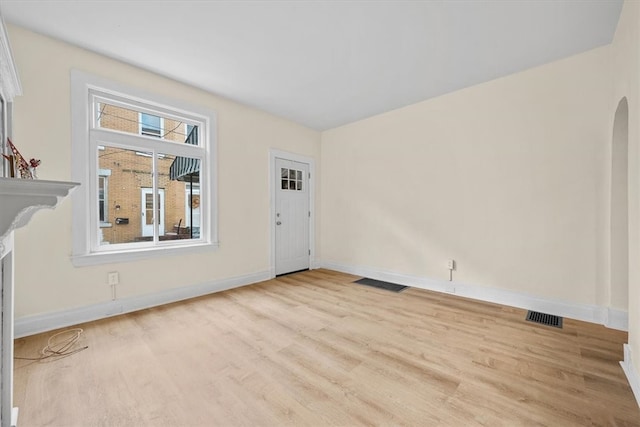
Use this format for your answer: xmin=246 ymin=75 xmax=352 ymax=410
xmin=610 ymin=0 xmax=640 ymax=388
xmin=320 ymin=0 xmax=640 ymax=390
xmin=321 ymin=46 xmax=612 ymax=305
xmin=8 ymin=25 xmax=321 ymax=317
xmin=8 ymin=5 xmax=640 ymax=388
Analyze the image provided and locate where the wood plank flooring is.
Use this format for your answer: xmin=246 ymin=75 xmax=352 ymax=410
xmin=13 ymin=269 xmax=640 ymax=426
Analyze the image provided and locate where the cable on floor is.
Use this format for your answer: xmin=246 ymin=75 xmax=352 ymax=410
xmin=14 ymin=328 xmax=88 ymax=361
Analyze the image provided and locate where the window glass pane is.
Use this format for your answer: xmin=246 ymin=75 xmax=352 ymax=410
xmin=183 ymin=125 xmax=199 ymax=146
xmin=144 ymin=193 xmax=156 ymax=225
xmin=282 ymin=179 xmax=288 ymax=190
xmin=94 ymin=101 xmax=198 ymax=144
xmin=161 ymin=152 xmax=202 ymax=241
xmin=185 ymin=124 xmax=197 ymax=144
xmin=95 ymin=102 xmax=101 ymax=129
xmin=281 ymin=168 xmax=288 ymax=179
xmin=296 ymin=170 xmax=302 ymax=180
xmin=140 ymin=113 xmax=162 ymax=137
xmin=98 ymin=176 xmax=106 ymax=222
xmin=97 ymin=145 xmax=153 ymax=245
xmin=96 ymin=103 xmax=139 ymax=135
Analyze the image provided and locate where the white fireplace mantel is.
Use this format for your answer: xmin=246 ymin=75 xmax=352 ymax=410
xmin=0 ymin=177 xmax=78 ymax=427
xmin=0 ymin=178 xmax=79 ymax=254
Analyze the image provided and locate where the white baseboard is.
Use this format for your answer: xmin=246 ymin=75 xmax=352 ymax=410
xmin=606 ymin=307 xmax=628 ymax=331
xmin=320 ymin=260 xmax=628 ymax=331
xmin=621 ymin=344 xmax=640 ymax=408
xmin=15 ymin=260 xmax=630 ymax=336
xmin=14 ymin=270 xmax=271 ymax=338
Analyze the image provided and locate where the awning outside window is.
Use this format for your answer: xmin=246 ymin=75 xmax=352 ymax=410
xmin=169 ymin=157 xmax=200 ymax=182
xmin=169 ymin=126 xmax=200 ymax=238
xmin=169 ymin=126 xmax=200 ymax=182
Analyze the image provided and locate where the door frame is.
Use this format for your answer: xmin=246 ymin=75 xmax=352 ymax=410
xmin=269 ymin=149 xmax=316 ymax=278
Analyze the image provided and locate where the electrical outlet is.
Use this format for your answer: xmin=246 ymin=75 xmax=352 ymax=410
xmin=447 ymin=259 xmax=455 ymax=270
xmin=107 ymin=271 xmax=119 ymax=285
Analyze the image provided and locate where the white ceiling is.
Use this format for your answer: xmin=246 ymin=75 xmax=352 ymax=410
xmin=0 ymin=0 xmax=624 ymax=131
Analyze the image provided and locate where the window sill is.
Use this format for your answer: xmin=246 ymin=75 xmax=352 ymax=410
xmin=71 ymin=241 xmax=219 ymax=267
xmin=99 ymin=222 xmax=112 ymax=228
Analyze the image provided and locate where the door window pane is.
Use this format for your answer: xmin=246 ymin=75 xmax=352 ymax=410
xmin=144 ymin=193 xmax=156 ymax=225
xmin=279 ymin=168 xmax=304 ymax=191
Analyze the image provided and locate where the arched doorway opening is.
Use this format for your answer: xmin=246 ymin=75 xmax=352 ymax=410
xmin=611 ymin=97 xmax=629 ymax=314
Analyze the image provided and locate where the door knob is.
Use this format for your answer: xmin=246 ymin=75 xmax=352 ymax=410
xmin=276 ymin=221 xmax=282 ymax=225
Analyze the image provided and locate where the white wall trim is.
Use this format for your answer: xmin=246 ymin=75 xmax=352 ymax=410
xmin=14 ymin=269 xmax=270 ymax=338
xmin=71 ymin=241 xmax=220 ymax=267
xmin=321 ymin=260 xmax=628 ymax=330
xmin=269 ymin=149 xmax=316 ymax=277
xmin=621 ymin=344 xmax=640 ymax=408
xmin=605 ymin=307 xmax=628 ymax=331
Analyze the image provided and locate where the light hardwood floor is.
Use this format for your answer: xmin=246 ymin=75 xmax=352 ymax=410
xmin=13 ymin=269 xmax=640 ymax=426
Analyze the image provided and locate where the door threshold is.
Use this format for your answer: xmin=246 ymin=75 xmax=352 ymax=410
xmin=276 ymin=269 xmax=309 ymax=278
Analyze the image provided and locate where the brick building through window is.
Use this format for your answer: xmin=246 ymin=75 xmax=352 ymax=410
xmin=97 ymin=103 xmax=200 ymax=245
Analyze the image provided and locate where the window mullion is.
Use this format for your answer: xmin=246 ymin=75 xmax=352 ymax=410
xmin=90 ymin=128 xmax=202 ymax=156
xmin=89 ymin=136 xmax=100 ymax=252
xmin=153 ymin=151 xmax=159 ymax=244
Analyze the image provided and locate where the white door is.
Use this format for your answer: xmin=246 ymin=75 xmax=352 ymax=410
xmin=141 ymin=188 xmax=165 ymax=237
xmin=275 ymin=158 xmax=310 ymax=275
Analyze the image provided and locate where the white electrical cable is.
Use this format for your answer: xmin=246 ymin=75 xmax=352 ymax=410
xmin=15 ymin=328 xmax=88 ymax=361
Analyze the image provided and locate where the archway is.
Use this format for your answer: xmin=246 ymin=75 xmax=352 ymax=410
xmin=611 ymin=97 xmax=629 ymax=313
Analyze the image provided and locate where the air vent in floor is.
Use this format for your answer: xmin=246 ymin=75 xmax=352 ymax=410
xmin=353 ymin=277 xmax=408 ymax=292
xmin=525 ymin=310 xmax=563 ymax=329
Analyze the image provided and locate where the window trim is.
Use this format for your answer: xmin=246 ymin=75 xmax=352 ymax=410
xmin=70 ymin=70 xmax=218 ymax=267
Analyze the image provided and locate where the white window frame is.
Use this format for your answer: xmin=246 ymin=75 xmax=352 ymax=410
xmin=70 ymin=70 xmax=218 ymax=266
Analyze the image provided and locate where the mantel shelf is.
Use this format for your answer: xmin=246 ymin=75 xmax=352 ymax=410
xmin=0 ymin=177 xmax=79 ymax=248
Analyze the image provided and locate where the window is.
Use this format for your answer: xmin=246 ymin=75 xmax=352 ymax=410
xmin=281 ymin=168 xmax=303 ymax=191
xmin=71 ymin=70 xmax=217 ymax=266
xmin=185 ymin=123 xmax=194 ymax=138
xmin=140 ymin=112 xmax=163 ymax=138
